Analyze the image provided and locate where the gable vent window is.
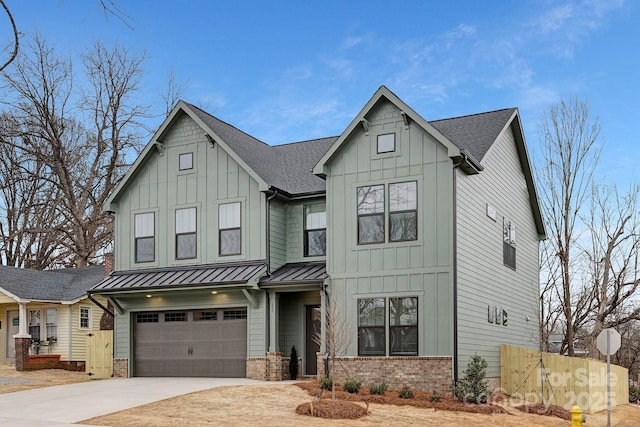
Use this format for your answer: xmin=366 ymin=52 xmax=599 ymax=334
xmin=176 ymin=207 xmax=197 ymax=260
xmin=134 ymin=212 xmax=155 ymax=263
xmin=304 ymin=204 xmax=326 ymax=256
xmin=219 ymin=202 xmax=241 ymax=256
xmin=503 ymin=217 xmax=516 ymax=269
xmin=179 ymin=152 xmax=193 ymax=170
xmin=377 ymin=133 xmax=395 ymax=153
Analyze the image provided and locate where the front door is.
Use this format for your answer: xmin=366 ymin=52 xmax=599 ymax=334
xmin=7 ymin=310 xmax=19 ymax=361
xmin=305 ymin=305 xmax=321 ymax=375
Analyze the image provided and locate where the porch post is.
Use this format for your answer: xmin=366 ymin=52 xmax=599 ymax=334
xmin=268 ymin=291 xmax=279 ymax=352
xmin=15 ymin=301 xmax=30 ymax=338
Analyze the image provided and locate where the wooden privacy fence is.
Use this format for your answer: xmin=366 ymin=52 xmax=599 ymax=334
xmin=86 ymin=330 xmax=113 ymax=379
xmin=501 ymin=344 xmax=628 ymax=413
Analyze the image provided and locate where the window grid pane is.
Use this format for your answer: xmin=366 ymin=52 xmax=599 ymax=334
xmin=305 ymin=230 xmax=326 ymax=256
xmin=220 ymin=229 xmax=241 ymax=256
xmin=357 ymin=186 xmax=385 ymax=214
xmin=176 ymin=233 xmax=196 ymax=259
xmin=80 ymin=308 xmax=90 ymax=328
xmin=135 ymin=213 xmax=154 ymax=238
xmin=45 ymin=308 xmax=57 ymax=340
xmin=136 ymin=237 xmax=155 ymax=263
xmin=390 ymin=182 xmax=417 ymax=211
xmin=176 ymin=208 xmax=196 ymax=233
xmin=219 ymin=202 xmax=241 ymax=229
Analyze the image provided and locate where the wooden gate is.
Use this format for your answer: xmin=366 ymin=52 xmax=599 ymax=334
xmin=86 ymin=330 xmax=113 ymax=379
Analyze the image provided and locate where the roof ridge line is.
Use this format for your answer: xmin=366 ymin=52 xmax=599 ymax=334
xmin=430 ymin=107 xmax=516 ymax=123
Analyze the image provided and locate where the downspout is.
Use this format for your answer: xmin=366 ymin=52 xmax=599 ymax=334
xmin=265 ymin=189 xmax=278 ymax=276
xmin=452 ymin=153 xmax=467 ymax=384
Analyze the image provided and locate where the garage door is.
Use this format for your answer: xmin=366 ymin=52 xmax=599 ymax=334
xmin=133 ymin=308 xmax=247 ymax=377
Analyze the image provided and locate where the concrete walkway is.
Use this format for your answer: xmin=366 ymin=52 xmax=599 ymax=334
xmin=0 ymin=377 xmax=288 ymax=426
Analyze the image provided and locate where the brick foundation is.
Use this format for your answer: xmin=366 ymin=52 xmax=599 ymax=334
xmin=266 ymin=352 xmax=283 ymax=381
xmin=280 ymin=357 xmax=303 ymax=380
xmin=316 ymin=354 xmax=454 ymax=394
xmin=113 ymin=358 xmax=129 ymax=377
xmin=246 ymin=357 xmax=267 ymax=380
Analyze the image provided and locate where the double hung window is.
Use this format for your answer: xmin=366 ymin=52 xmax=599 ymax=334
xmin=304 ymin=204 xmax=326 ymax=256
xmin=134 ymin=212 xmax=155 ymax=263
xmin=176 ymin=207 xmax=197 ymax=259
xmin=219 ymin=202 xmax=241 ymax=256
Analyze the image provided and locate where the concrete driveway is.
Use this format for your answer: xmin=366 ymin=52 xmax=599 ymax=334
xmin=0 ymin=377 xmax=280 ymax=426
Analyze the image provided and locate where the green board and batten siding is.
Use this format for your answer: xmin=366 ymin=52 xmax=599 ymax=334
xmin=325 ymin=99 xmax=455 ymax=357
xmin=456 ymin=123 xmax=540 ymax=378
xmin=112 ymin=112 xmax=266 ymax=271
xmin=109 ymin=113 xmax=268 ymax=361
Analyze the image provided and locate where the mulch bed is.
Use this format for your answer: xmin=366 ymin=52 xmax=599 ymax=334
xmin=514 ymin=403 xmax=571 ymax=420
xmin=295 ymin=381 xmax=508 ymax=419
xmin=295 ymin=400 xmax=368 ymax=419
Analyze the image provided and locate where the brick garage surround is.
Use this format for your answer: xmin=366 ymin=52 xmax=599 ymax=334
xmin=316 ymin=353 xmax=454 ymax=394
xmin=113 ymin=358 xmax=129 ymax=377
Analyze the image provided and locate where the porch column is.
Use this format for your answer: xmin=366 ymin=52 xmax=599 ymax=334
xmin=268 ymin=291 xmax=279 ymax=352
xmin=15 ymin=301 xmax=30 ymax=338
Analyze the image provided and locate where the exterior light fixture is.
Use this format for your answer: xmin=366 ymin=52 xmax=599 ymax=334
xmin=145 ymin=294 xmax=152 ymax=298
xmin=211 ymin=291 xmax=218 ymax=295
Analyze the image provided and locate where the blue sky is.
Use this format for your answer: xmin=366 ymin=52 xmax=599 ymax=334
xmin=2 ymin=0 xmax=638 ymax=184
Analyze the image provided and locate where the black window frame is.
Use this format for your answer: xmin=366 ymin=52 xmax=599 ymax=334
xmin=304 ymin=204 xmax=326 ymax=257
xmin=376 ymin=132 xmax=396 ymax=154
xmin=357 ymin=298 xmax=386 ymax=356
xmin=219 ymin=202 xmax=242 ymax=256
xmin=357 ymin=185 xmax=385 ymax=245
xmin=134 ymin=212 xmax=155 ymax=263
xmin=503 ymin=217 xmax=516 ymax=269
xmin=389 ymin=181 xmax=418 ymax=242
xmin=389 ymin=297 xmax=418 ymax=356
xmin=175 ymin=207 xmax=197 ymax=260
xmin=179 ymin=152 xmax=194 ymax=171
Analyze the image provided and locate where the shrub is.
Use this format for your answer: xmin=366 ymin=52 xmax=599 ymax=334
xmin=368 ymin=381 xmax=389 ymax=395
xmin=398 ymin=387 xmax=414 ymax=399
xmin=320 ymin=376 xmax=333 ymax=390
xmin=430 ymin=391 xmax=441 ymax=402
xmin=629 ymin=385 xmax=640 ymax=403
xmin=289 ymin=346 xmax=299 ymax=380
xmin=453 ymin=354 xmax=492 ymax=404
xmin=344 ymin=379 xmax=362 ymax=394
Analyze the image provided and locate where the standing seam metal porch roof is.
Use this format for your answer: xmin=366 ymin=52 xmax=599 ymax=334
xmin=259 ymin=262 xmax=327 ymax=287
xmin=90 ymin=261 xmax=266 ymax=293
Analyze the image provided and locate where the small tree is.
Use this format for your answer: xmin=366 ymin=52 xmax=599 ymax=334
xmin=289 ymin=346 xmax=299 ymax=380
xmin=454 ymin=354 xmax=492 ymax=404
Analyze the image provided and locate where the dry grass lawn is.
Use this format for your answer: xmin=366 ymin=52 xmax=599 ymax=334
xmin=0 ymin=362 xmax=90 ymax=393
xmin=83 ymin=382 xmax=640 ymax=427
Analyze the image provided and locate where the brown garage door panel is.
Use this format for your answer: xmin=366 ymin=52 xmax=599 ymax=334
xmin=134 ymin=309 xmax=247 ymax=377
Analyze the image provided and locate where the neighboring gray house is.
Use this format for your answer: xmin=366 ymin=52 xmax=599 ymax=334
xmin=0 ymin=266 xmax=106 ymax=369
xmin=90 ymin=86 xmax=545 ymax=389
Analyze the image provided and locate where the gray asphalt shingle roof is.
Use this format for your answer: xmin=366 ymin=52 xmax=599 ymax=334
xmin=0 ymin=265 xmax=105 ymax=301
xmin=430 ymin=108 xmax=517 ymax=162
xmin=184 ymin=102 xmax=515 ymax=196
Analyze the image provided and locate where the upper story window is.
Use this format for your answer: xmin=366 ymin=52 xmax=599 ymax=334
xmin=179 ymin=152 xmax=193 ymax=170
xmin=357 ymin=185 xmax=385 ymax=244
xmin=377 ymin=133 xmax=396 ymax=153
xmin=304 ymin=204 xmax=326 ymax=256
xmin=219 ymin=202 xmax=241 ymax=256
xmin=389 ymin=181 xmax=417 ymax=242
xmin=357 ymin=181 xmax=417 ymax=245
xmin=503 ymin=218 xmax=516 ymax=269
xmin=134 ymin=212 xmax=155 ymax=263
xmin=176 ymin=207 xmax=197 ymax=259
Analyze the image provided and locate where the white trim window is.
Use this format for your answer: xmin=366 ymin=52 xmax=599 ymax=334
xmin=79 ymin=306 xmax=91 ymax=329
xmin=45 ymin=308 xmax=57 ymax=341
xmin=219 ymin=202 xmax=241 ymax=256
xmin=176 ymin=207 xmax=197 ymax=260
xmin=134 ymin=212 xmax=155 ymax=263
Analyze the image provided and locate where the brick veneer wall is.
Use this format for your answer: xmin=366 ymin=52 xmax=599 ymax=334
xmin=280 ymin=357 xmax=302 ymax=380
xmin=316 ymin=354 xmax=454 ymax=394
xmin=14 ymin=338 xmax=30 ymax=371
xmin=113 ymin=358 xmax=129 ymax=377
xmin=246 ymin=358 xmax=267 ymax=380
